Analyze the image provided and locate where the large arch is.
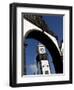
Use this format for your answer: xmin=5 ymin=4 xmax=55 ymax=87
xmin=25 ymin=30 xmax=63 ymax=73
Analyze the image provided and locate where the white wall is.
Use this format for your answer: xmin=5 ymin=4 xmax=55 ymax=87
xmin=0 ymin=0 xmax=74 ymax=89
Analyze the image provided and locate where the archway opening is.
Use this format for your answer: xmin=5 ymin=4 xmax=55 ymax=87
xmin=24 ymin=30 xmax=63 ymax=74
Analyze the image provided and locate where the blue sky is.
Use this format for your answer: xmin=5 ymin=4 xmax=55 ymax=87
xmin=24 ymin=15 xmax=63 ymax=75
xmin=43 ymin=15 xmax=63 ymax=45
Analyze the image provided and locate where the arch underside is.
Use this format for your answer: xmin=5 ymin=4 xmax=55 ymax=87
xmin=25 ymin=30 xmax=63 ymax=73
